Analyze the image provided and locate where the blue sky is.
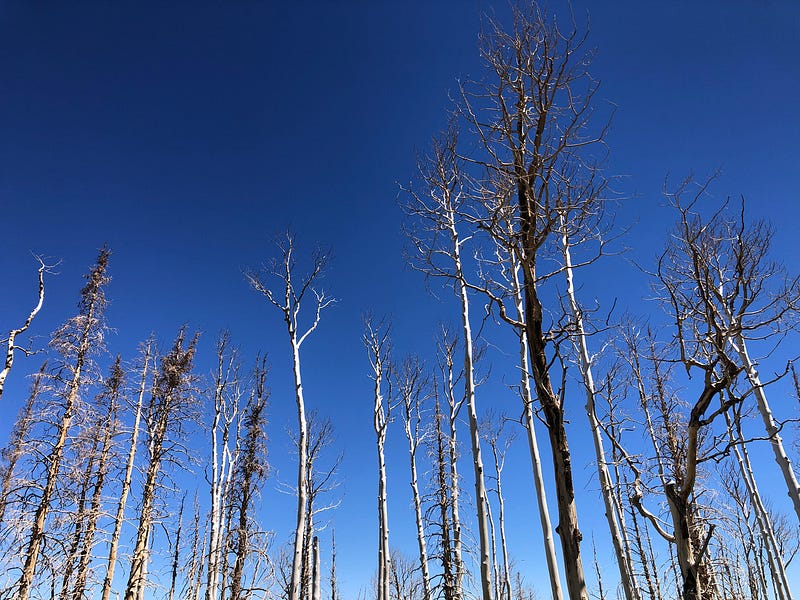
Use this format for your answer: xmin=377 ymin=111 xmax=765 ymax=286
xmin=2 ymin=1 xmax=800 ymax=597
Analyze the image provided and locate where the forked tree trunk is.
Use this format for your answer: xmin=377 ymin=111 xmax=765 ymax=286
xmin=248 ymin=243 xmax=331 ymax=600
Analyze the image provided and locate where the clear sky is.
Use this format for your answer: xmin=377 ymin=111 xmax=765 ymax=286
xmin=1 ymin=1 xmax=799 ymax=598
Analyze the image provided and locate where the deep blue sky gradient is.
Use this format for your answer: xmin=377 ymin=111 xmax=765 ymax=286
xmin=2 ymin=1 xmax=799 ymax=597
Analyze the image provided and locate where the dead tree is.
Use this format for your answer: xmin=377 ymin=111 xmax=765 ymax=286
xmin=397 ymin=355 xmax=433 ymax=600
xmin=404 ymin=126 xmax=493 ymax=600
xmin=0 ymin=256 xmax=49 ymax=401
xmin=455 ymin=4 xmax=617 ymax=596
xmin=645 ymin=181 xmax=799 ymax=599
xmin=206 ymin=333 xmax=242 ymax=600
xmin=481 ymin=413 xmax=514 ymax=600
xmin=228 ymin=357 xmax=270 ymax=600
xmin=300 ymin=412 xmax=342 ymax=600
xmin=0 ymin=361 xmax=47 ymax=527
xmin=247 ymin=234 xmax=333 ymax=600
xmin=427 ymin=394 xmax=457 ymax=600
xmin=101 ymin=339 xmax=153 ymax=600
xmin=17 ymin=247 xmax=110 ymax=600
xmin=69 ymin=356 xmax=124 ymax=600
xmin=329 ymin=531 xmax=339 ymax=600
xmin=167 ymin=496 xmax=186 ymax=600
xmin=365 ymin=318 xmax=392 ymax=600
xmin=436 ymin=330 xmax=465 ymax=599
xmin=125 ymin=328 xmax=200 ymax=600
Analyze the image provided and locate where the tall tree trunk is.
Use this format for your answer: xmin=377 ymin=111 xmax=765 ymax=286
xmin=449 ymin=217 xmax=493 ymax=600
xmin=289 ymin=331 xmax=311 ymax=600
xmin=17 ymin=248 xmax=109 ymax=600
xmin=508 ymin=255 xmax=563 ymax=600
xmin=561 ymin=224 xmax=640 ymax=600
xmin=312 ymin=536 xmax=321 ymax=600
xmin=440 ymin=336 xmax=464 ymax=600
xmin=101 ymin=342 xmax=151 ymax=600
xmin=521 ymin=271 xmax=588 ymax=600
xmin=169 ymin=497 xmax=185 ymax=600
xmin=206 ymin=335 xmax=240 ymax=600
xmin=125 ymin=330 xmax=198 ymax=600
xmin=433 ymin=398 xmax=456 ymax=600
xmin=330 ymin=531 xmax=339 ymax=600
xmin=400 ymin=358 xmax=432 ymax=600
xmin=59 ymin=427 xmax=100 ymax=600
xmin=366 ymin=321 xmax=391 ymax=600
xmin=726 ymin=409 xmax=792 ymax=600
xmin=733 ymin=334 xmax=800 ymax=521
xmin=71 ymin=357 xmax=123 ymax=600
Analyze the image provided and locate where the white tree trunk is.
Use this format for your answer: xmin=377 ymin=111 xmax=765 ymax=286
xmin=443 ymin=345 xmax=465 ymax=598
xmin=0 ymin=259 xmax=46 ymax=401
xmin=403 ymin=390 xmax=432 ymax=600
xmin=726 ymin=410 xmax=792 ymax=600
xmin=290 ymin=338 xmax=310 ymax=600
xmin=101 ymin=345 xmax=150 ymax=600
xmin=561 ymin=226 xmax=641 ymax=600
xmin=509 ymin=256 xmax=564 ymax=600
xmin=450 ymin=218 xmax=493 ymax=600
xmin=733 ymin=333 xmax=800 ymax=521
xmin=312 ymin=536 xmax=321 ymax=600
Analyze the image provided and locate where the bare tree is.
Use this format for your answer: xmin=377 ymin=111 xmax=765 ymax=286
xmin=365 ymin=318 xmax=392 ymax=600
xmin=206 ymin=333 xmax=242 ymax=600
xmin=329 ymin=531 xmax=339 ymax=600
xmin=70 ymin=356 xmax=124 ymax=600
xmin=436 ymin=330 xmax=465 ymax=599
xmin=397 ymin=355 xmax=433 ymax=600
xmin=125 ymin=328 xmax=200 ymax=600
xmin=455 ymin=3 xmax=617 ymax=595
xmin=228 ymin=357 xmax=270 ymax=600
xmin=169 ymin=496 xmax=187 ymax=600
xmin=427 ymin=394 xmax=457 ymax=600
xmin=0 ymin=256 xmax=50 ymax=401
xmin=642 ymin=181 xmax=799 ymax=599
xmin=247 ymin=234 xmax=333 ymax=600
xmin=481 ymin=413 xmax=514 ymax=600
xmin=101 ymin=339 xmax=153 ymax=600
xmin=0 ymin=361 xmax=47 ymax=527
xmin=404 ymin=126 xmax=493 ymax=600
xmin=301 ymin=412 xmax=342 ymax=600
xmin=17 ymin=247 xmax=110 ymax=600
